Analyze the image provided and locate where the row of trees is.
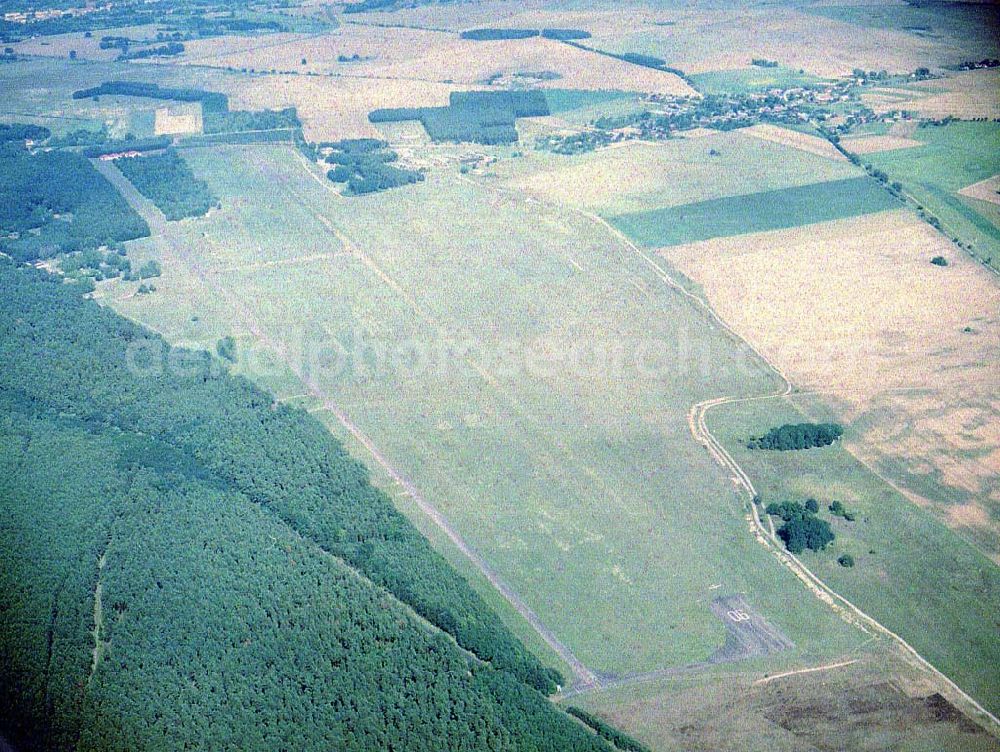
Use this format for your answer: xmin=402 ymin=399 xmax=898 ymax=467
xmin=0 ymin=261 xmax=610 ymax=751
xmin=459 ymin=28 xmax=591 ymax=41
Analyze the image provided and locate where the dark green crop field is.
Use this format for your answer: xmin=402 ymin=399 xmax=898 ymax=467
xmin=610 ymin=176 xmax=900 ymax=247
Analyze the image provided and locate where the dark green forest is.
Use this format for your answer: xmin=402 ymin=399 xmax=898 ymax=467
xmin=369 ymin=90 xmax=549 ymax=145
xmin=0 ymin=141 xmax=149 ymax=262
xmin=114 ymin=149 xmax=218 ymax=220
xmin=0 ymin=261 xmax=608 ymax=751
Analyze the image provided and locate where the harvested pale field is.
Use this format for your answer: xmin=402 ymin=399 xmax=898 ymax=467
xmin=959 ymin=174 xmax=1000 ymax=206
xmin=500 ymin=131 xmax=859 ymax=215
xmin=172 ymin=23 xmax=693 ymax=94
xmin=12 ymin=26 xmax=156 ymax=61
xmin=586 ymin=6 xmax=959 ymax=77
xmin=741 ymin=123 xmax=846 ymax=161
xmin=210 ymin=73 xmax=457 ymax=141
xmin=355 ymin=0 xmax=653 ymax=35
xmin=662 ymin=210 xmax=1000 ymax=552
xmin=662 ymin=210 xmax=998 ymax=394
xmin=173 ymin=25 xmax=449 ymax=74
xmin=366 ymin=35 xmax=694 ymax=94
xmin=865 ymin=70 xmax=1000 ymax=119
xmin=840 ymin=134 xmax=923 ymax=154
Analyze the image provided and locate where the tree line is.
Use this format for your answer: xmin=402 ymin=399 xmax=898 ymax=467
xmin=0 ymin=261 xmax=614 ymax=750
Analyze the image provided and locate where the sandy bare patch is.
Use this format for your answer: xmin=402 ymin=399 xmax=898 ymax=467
xmin=663 ymin=210 xmax=1000 ymax=550
xmin=948 ymin=501 xmax=993 ymax=529
xmin=742 ymin=123 xmax=846 ymax=161
xmin=959 ymin=174 xmax=1000 ymax=206
xmin=841 ymin=134 xmax=923 ymax=154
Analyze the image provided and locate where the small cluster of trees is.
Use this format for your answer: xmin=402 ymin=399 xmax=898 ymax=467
xmin=535 ymin=130 xmax=613 ymax=155
xmin=957 ymin=58 xmax=1000 ymax=70
xmin=751 ymin=58 xmax=779 ymax=68
xmin=829 ymin=500 xmax=856 ymax=521
xmin=323 ymin=139 xmax=424 ymax=195
xmin=0 ymin=123 xmax=49 ymax=143
xmin=117 ymin=41 xmax=185 ymax=60
xmin=747 ymin=422 xmax=844 ymax=450
xmin=765 ymin=500 xmax=836 ymax=554
xmin=216 ymin=335 xmax=237 ymax=363
xmin=203 ymin=106 xmax=301 ymax=134
xmin=114 ymin=149 xmax=218 ymax=220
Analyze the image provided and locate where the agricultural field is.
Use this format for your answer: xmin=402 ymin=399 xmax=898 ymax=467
xmin=100 ymin=143 xmax=871 ymax=680
xmin=689 ymin=65 xmax=826 ymax=95
xmin=499 ymin=128 xmax=861 ymax=215
xmin=852 ymin=120 xmax=1000 ymax=270
xmin=583 ymin=6 xmax=966 ymax=77
xmin=167 ymin=21 xmax=695 ymax=94
xmin=610 ymin=176 xmax=898 ymax=248
xmin=706 ymin=393 xmax=1000 ymax=710
xmin=662 ymin=209 xmax=1000 ymax=564
xmin=4 ymin=0 xmax=1000 ymax=748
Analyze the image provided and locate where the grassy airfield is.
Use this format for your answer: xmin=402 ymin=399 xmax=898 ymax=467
xmin=7 ymin=0 xmax=996 ymax=744
xmin=103 ymin=143 xmax=867 ymax=678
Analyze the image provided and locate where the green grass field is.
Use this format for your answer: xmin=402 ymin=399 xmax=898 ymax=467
xmin=689 ymin=67 xmax=826 ymax=95
xmin=706 ymin=395 xmax=1000 ymax=715
xmin=102 ymin=144 xmax=867 ymax=679
xmin=609 ymin=176 xmax=899 ymax=247
xmin=543 ymin=88 xmax=635 ymax=114
xmin=860 ymin=121 xmax=1000 ymax=270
